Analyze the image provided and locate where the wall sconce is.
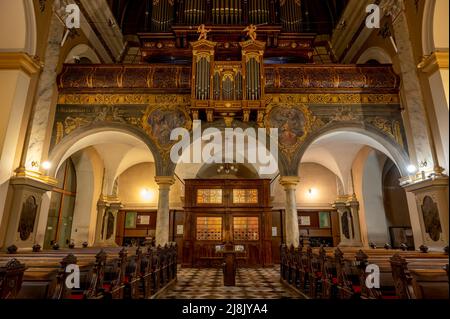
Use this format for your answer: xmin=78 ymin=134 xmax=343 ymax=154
xmin=140 ymin=188 xmax=154 ymax=201
xmin=307 ymin=188 xmax=318 ymax=198
xmin=41 ymin=161 xmax=52 ymax=170
xmin=407 ymin=164 xmax=417 ymax=174
xmin=418 ymin=161 xmax=428 ymax=169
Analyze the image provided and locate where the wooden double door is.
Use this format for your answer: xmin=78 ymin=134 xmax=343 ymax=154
xmin=181 ymin=179 xmax=273 ymax=268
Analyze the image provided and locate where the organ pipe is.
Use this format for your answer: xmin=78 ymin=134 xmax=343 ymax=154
xmin=151 ymin=0 xmax=174 ymax=32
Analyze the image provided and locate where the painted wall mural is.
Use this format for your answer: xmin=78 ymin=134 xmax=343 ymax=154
xmin=51 ymin=95 xmax=191 ymax=155
xmin=52 ymin=93 xmax=407 ymax=174
xmin=264 ymin=94 xmax=407 ymax=162
xmin=142 ymin=105 xmax=192 ymax=150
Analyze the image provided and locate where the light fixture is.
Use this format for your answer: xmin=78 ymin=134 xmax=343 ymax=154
xmin=307 ymin=188 xmax=318 ymax=197
xmin=41 ymin=161 xmax=52 ymax=170
xmin=407 ymin=164 xmax=417 ymax=174
xmin=140 ymin=188 xmax=154 ymax=201
xmin=217 ymin=164 xmax=238 ymax=175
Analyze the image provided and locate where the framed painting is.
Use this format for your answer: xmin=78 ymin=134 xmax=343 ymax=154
xmin=125 ymin=212 xmax=137 ymax=229
xmin=299 ymin=215 xmax=311 ymax=226
xmin=319 ymin=212 xmax=331 ymax=228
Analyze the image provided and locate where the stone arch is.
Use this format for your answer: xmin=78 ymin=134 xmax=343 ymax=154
xmin=48 ymin=122 xmax=165 ymax=177
xmin=0 ymin=0 xmax=36 ymax=54
xmin=357 ymin=47 xmax=393 ymax=64
xmin=294 ymin=123 xmax=411 ymax=177
xmin=422 ymin=0 xmax=449 ymax=55
xmin=64 ymin=44 xmax=101 ymax=64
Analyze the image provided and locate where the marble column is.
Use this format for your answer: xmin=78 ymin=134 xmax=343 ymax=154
xmin=381 ymin=0 xmax=437 ymax=175
xmin=22 ymin=13 xmax=64 ymax=172
xmin=280 ymin=176 xmax=300 ymax=247
xmin=333 ymin=195 xmax=363 ymax=247
xmin=403 ymin=176 xmax=449 ymax=250
xmin=155 ymin=176 xmax=175 ymax=247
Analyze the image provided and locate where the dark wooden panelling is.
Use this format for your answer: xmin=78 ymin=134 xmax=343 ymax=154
xmin=182 ymin=179 xmax=273 ymax=267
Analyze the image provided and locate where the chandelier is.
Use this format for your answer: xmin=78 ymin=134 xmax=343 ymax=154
xmin=217 ymin=164 xmax=238 ymax=175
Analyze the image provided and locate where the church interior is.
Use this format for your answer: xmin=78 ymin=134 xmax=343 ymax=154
xmin=0 ymin=0 xmax=448 ymax=301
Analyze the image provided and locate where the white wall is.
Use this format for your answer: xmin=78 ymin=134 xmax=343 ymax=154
xmin=353 ymin=147 xmax=390 ymax=245
xmin=71 ymin=148 xmax=104 ymax=246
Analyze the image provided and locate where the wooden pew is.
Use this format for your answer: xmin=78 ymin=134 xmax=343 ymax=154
xmin=124 ymin=247 xmax=142 ymax=299
xmin=280 ymin=245 xmax=448 ymax=300
xmin=0 ymin=245 xmax=177 ymax=300
xmin=0 ymin=258 xmax=27 ymax=299
xmin=390 ymin=253 xmax=449 ymax=299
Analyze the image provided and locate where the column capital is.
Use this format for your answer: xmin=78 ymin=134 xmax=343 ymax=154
xmin=418 ymin=51 xmax=449 ymax=73
xmin=0 ymin=52 xmax=42 ymax=76
xmin=155 ymin=176 xmax=175 ymax=188
xmin=279 ymin=176 xmax=300 ymax=189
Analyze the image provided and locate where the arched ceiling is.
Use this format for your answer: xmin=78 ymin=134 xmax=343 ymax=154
xmin=56 ymin=131 xmax=155 ymax=195
xmin=301 ymin=131 xmax=395 ymax=193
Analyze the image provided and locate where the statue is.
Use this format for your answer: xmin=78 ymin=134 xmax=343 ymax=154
xmin=197 ymin=24 xmax=211 ymax=41
xmin=243 ymin=24 xmax=257 ymax=41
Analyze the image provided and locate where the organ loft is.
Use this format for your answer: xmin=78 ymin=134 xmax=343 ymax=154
xmin=0 ymin=0 xmax=448 ymax=302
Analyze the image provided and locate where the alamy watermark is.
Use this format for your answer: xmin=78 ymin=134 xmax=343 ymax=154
xmin=170 ymin=120 xmax=279 ymax=175
xmin=365 ymin=264 xmax=380 ymax=289
xmin=366 ymin=4 xmax=381 ymax=29
xmin=65 ymin=264 xmax=80 ymax=289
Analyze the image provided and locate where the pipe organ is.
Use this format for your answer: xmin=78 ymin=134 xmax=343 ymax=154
xmin=191 ymin=38 xmax=266 ymax=125
xmin=279 ymin=0 xmax=303 ymax=32
xmin=248 ymin=0 xmax=270 ymax=25
xmin=149 ymin=0 xmax=282 ymax=28
xmin=151 ymin=0 xmax=175 ymax=32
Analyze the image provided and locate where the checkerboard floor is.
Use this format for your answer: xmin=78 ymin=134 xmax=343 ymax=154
xmin=157 ymin=266 xmax=302 ymax=299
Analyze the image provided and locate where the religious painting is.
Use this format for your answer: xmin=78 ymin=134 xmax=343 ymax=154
xmin=125 ymin=212 xmax=137 ymax=229
xmin=265 ymin=104 xmax=313 ymax=154
xmin=319 ymin=212 xmax=331 ymax=228
xmin=17 ymin=196 xmax=38 ymax=241
xmin=142 ymin=105 xmax=191 ymax=150
xmin=421 ymin=196 xmax=442 ymax=242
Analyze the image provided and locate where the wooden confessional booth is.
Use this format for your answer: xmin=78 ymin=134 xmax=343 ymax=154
xmin=181 ymin=179 xmax=273 ymax=268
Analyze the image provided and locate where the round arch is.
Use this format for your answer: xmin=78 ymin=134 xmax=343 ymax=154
xmin=64 ymin=44 xmax=101 ymax=64
xmin=294 ymin=123 xmax=411 ymax=177
xmin=0 ymin=0 xmax=36 ymax=54
xmin=422 ymin=0 xmax=449 ymax=55
xmin=48 ymin=123 xmax=164 ymax=177
xmin=357 ymin=47 xmax=393 ymax=64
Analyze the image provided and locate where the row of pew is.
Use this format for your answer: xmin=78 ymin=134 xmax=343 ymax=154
xmin=0 ymin=244 xmax=177 ymax=299
xmin=280 ymin=244 xmax=449 ymax=299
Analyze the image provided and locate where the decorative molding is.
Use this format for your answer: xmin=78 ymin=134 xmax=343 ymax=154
xmin=0 ymin=53 xmax=42 ymax=76
xmin=418 ymin=51 xmax=449 ymax=73
xmin=57 ymin=93 xmax=400 ymax=105
xmin=155 ymin=176 xmax=176 ymax=187
xmin=13 ymin=167 xmax=58 ymax=188
xmin=279 ymin=176 xmax=300 ymax=189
